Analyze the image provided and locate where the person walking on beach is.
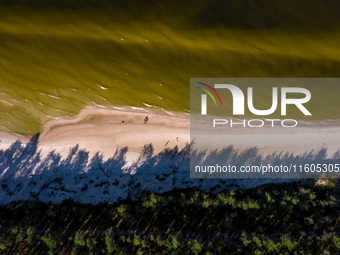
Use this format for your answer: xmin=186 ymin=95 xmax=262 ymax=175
xmin=164 ymin=140 xmax=170 ymax=147
xmin=144 ymin=116 xmax=149 ymax=124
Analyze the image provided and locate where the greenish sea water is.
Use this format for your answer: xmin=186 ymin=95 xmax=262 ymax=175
xmin=1 ymin=0 xmax=340 ymax=134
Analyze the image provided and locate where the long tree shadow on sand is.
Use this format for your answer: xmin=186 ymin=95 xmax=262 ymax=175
xmin=0 ymin=135 xmax=339 ymax=204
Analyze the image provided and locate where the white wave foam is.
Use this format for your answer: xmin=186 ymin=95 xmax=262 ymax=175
xmin=98 ymin=85 xmax=108 ymax=90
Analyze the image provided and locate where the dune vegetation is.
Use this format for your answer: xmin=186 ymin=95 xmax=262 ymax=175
xmin=1 ymin=180 xmax=340 ymax=254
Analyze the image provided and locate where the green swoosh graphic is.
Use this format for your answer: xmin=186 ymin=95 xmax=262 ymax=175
xmin=196 ymin=87 xmax=217 ymax=106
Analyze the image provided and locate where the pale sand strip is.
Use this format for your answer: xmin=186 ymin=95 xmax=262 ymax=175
xmin=38 ymin=107 xmax=190 ymax=164
xmin=0 ymin=107 xmax=340 ymax=165
xmin=193 ymin=124 xmax=340 ymax=158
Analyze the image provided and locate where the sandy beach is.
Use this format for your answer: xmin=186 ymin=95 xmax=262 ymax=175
xmin=0 ymin=107 xmax=339 ymax=204
xmin=191 ymin=117 xmax=340 ymax=158
xmin=1 ymin=107 xmax=340 ymax=165
xmin=28 ymin=107 xmax=189 ymax=165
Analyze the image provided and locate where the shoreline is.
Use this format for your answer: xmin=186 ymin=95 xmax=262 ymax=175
xmin=0 ymin=106 xmax=190 ymax=166
xmin=1 ymin=107 xmax=340 ymax=165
